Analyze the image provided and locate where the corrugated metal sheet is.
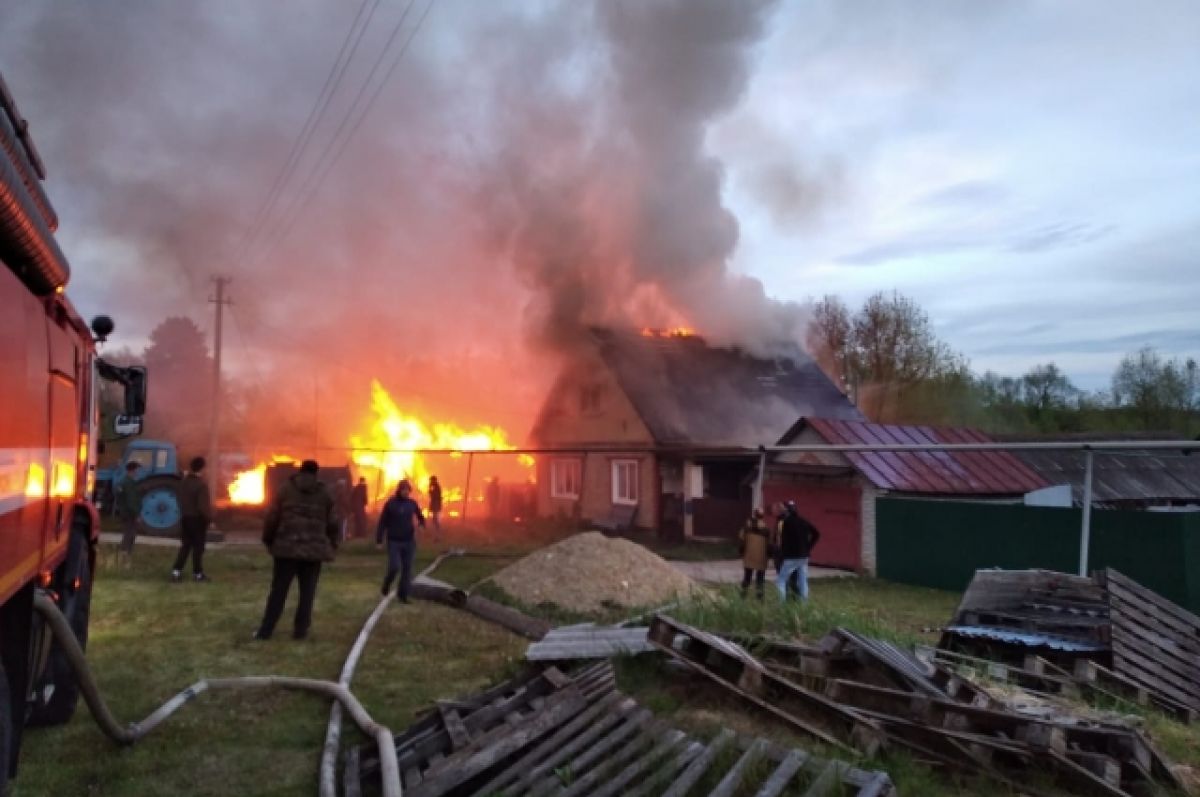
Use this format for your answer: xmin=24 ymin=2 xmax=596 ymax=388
xmin=525 ymin=626 xmax=653 ymax=661
xmin=1013 ymin=449 xmax=1200 ymax=505
xmin=944 ymin=625 xmax=1106 ymax=652
xmin=802 ymin=418 xmax=1049 ymax=495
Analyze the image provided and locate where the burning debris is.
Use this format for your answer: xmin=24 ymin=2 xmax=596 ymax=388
xmin=223 ymin=380 xmax=535 ymax=511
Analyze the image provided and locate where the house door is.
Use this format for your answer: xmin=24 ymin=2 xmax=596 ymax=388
xmin=764 ymin=482 xmax=862 ymax=572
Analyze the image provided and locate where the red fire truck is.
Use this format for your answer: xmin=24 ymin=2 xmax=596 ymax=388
xmin=0 ymin=72 xmax=146 ymax=791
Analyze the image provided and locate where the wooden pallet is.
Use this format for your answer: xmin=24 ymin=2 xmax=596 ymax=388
xmin=350 ymin=658 xmax=893 ymax=796
xmin=647 ymin=615 xmax=885 ymax=755
xmin=1100 ymin=568 xmax=1200 ymax=715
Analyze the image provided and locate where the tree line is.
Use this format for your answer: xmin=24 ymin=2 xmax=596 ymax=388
xmin=806 ymin=292 xmax=1199 ymax=435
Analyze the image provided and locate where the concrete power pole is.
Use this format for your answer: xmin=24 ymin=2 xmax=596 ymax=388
xmin=207 ymin=276 xmax=232 ymax=497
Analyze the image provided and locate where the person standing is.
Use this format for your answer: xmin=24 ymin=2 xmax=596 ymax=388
xmin=427 ymin=475 xmax=443 ymax=540
xmin=775 ymin=500 xmax=821 ymax=601
xmin=738 ymin=508 xmax=770 ymax=600
xmin=172 ymin=457 xmax=213 ymax=582
xmin=350 ymin=477 xmax=369 ymax=539
xmin=376 ymin=479 xmax=426 ymax=603
xmin=254 ymin=460 xmax=338 ymax=640
xmin=115 ymin=461 xmax=142 ymax=567
xmin=333 ymin=478 xmax=351 ymax=542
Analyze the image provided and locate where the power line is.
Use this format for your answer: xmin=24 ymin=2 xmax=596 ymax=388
xmin=249 ymin=0 xmax=437 ymax=266
xmin=232 ymin=0 xmax=383 ymax=265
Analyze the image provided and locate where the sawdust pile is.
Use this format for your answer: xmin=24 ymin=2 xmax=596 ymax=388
xmin=491 ymin=532 xmax=699 ymax=614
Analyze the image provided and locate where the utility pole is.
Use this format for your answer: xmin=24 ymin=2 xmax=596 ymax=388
xmin=208 ymin=276 xmax=232 ymax=498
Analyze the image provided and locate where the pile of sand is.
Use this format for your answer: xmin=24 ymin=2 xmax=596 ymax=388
xmin=490 ymin=532 xmax=698 ymax=614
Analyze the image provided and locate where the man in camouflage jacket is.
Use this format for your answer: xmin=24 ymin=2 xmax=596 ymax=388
xmin=254 ymin=460 xmax=338 ymax=640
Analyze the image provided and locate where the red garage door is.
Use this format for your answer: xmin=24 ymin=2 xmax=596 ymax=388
xmin=764 ymin=482 xmax=861 ymax=572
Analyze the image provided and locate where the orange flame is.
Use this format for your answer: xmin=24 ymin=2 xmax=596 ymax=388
xmin=228 ymin=454 xmax=299 ymax=505
xmin=640 ymin=326 xmax=695 ymax=338
xmin=349 ymin=380 xmax=533 ymax=504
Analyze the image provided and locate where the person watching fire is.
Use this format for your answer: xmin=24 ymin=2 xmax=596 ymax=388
xmin=376 ymin=479 xmax=426 ymax=603
xmin=427 ymin=475 xmax=443 ymax=540
xmin=254 ymin=460 xmax=339 ymax=640
xmin=351 ymin=477 xmax=369 ymax=538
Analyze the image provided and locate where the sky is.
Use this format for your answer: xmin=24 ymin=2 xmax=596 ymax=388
xmin=2 ymin=0 xmax=1198 ymax=402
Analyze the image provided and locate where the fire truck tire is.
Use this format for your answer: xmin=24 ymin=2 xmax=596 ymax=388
xmin=137 ymin=476 xmax=182 ymax=537
xmin=0 ymin=658 xmax=11 ymax=794
xmin=26 ymin=529 xmax=92 ymax=727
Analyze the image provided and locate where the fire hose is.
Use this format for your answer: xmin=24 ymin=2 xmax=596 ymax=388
xmin=32 ymin=590 xmax=402 ymax=797
xmin=316 ymin=549 xmax=463 ymax=797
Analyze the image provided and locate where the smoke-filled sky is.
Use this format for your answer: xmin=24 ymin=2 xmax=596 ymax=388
xmin=2 ymin=0 xmax=1197 ymax=424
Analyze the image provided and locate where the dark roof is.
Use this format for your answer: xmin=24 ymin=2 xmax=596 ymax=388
xmin=782 ymin=418 xmax=1048 ymax=495
xmin=1012 ymin=449 xmax=1200 ymax=505
xmin=591 ymin=329 xmax=863 ymax=447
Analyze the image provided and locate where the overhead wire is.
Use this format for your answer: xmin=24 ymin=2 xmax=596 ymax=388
xmin=247 ymin=0 xmax=437 ymax=266
xmin=231 ymin=0 xmax=383 ymax=268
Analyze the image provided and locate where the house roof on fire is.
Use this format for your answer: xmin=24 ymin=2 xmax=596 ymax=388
xmin=778 ymin=417 xmax=1049 ymax=496
xmin=583 ymin=328 xmax=864 ymax=447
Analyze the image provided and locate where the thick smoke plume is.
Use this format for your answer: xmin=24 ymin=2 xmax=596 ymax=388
xmin=1 ymin=0 xmax=805 ymax=450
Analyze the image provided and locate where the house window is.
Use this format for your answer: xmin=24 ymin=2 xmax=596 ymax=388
xmin=550 ymin=458 xmax=582 ymax=499
xmin=611 ymin=459 xmax=639 ymax=506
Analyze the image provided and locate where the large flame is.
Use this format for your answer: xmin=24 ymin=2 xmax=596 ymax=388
xmin=224 ymin=383 xmax=533 ymax=512
xmin=228 ymin=454 xmax=295 ymax=505
xmin=349 ymin=380 xmax=531 ymax=504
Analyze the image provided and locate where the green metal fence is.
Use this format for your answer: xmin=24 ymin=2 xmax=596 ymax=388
xmin=876 ymin=498 xmax=1200 ymax=611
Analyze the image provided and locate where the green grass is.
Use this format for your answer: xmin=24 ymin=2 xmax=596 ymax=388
xmin=13 ymin=540 xmax=526 ymax=797
xmin=666 ymin=578 xmax=959 ymax=647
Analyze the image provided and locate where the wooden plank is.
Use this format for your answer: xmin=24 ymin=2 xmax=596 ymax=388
xmin=649 ymin=616 xmax=882 ymax=754
xmin=1110 ymin=628 xmax=1200 ymax=710
xmin=466 ymin=691 xmax=628 ymax=797
xmin=1043 ymin=750 xmax=1128 ymax=797
xmin=660 ymin=729 xmax=736 ymax=797
xmin=707 ymin=738 xmax=767 ymax=797
xmin=409 ymin=687 xmax=588 ymax=797
xmin=588 ymin=730 xmax=687 ymax=797
xmin=802 ymin=761 xmax=841 ymax=797
xmin=1103 ymin=568 xmax=1200 ymax=637
xmin=557 ymin=729 xmax=657 ymax=797
xmin=624 ymin=741 xmax=704 ymax=797
xmin=1109 ymin=605 xmax=1200 ymax=676
xmin=496 ymin=697 xmax=638 ymax=795
xmin=753 ymin=748 xmax=808 ymax=797
xmin=438 ymin=707 xmax=470 ymax=751
xmin=854 ymin=772 xmax=895 ymax=797
xmin=523 ymin=709 xmax=654 ymax=797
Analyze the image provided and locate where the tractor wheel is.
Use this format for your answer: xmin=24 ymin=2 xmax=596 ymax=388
xmin=137 ymin=476 xmax=182 ymax=537
xmin=27 ymin=527 xmax=93 ymax=727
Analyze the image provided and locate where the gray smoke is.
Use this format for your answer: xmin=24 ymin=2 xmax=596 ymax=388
xmin=1 ymin=0 xmax=810 ymax=444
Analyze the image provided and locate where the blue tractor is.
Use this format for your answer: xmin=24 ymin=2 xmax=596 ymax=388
xmin=94 ymin=439 xmax=184 ymax=537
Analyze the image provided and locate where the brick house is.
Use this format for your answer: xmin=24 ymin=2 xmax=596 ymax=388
xmin=529 ymin=328 xmax=863 ymax=538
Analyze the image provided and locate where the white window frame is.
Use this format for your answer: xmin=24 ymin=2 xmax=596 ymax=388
xmin=611 ymin=459 xmax=639 ymax=506
xmin=550 ymin=458 xmax=581 ymax=500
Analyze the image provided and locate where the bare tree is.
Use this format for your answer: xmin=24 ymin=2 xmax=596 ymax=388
xmin=1111 ymin=346 xmax=1195 ymax=429
xmin=806 ymin=295 xmax=853 ymax=394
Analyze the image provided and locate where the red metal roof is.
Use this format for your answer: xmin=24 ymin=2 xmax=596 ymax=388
xmin=799 ymin=418 xmax=1050 ymax=495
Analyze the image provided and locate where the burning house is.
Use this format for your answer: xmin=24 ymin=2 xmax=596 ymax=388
xmin=530 ymin=328 xmax=863 ymax=539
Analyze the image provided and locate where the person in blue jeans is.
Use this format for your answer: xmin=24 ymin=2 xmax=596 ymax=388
xmin=376 ymin=479 xmax=426 ymax=603
xmin=775 ymin=500 xmax=821 ymax=601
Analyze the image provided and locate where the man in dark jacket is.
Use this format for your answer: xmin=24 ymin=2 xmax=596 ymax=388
xmin=172 ymin=456 xmax=213 ymax=582
xmin=254 ymin=460 xmax=338 ymax=640
xmin=376 ymin=479 xmax=425 ymax=603
xmin=350 ymin=478 xmax=369 ymax=539
xmin=775 ymin=500 xmax=821 ymax=601
xmin=115 ymin=461 xmax=142 ymax=567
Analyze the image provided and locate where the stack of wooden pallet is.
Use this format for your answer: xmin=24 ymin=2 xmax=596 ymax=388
xmin=648 ymin=615 xmax=1182 ymax=797
xmin=350 ymin=659 xmax=894 ymax=796
xmin=940 ymin=567 xmax=1200 ymax=722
